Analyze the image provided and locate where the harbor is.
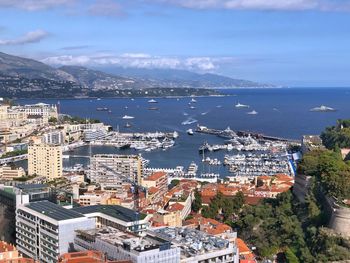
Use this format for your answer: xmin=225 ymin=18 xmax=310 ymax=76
xmin=90 ymin=131 xmax=178 ymax=152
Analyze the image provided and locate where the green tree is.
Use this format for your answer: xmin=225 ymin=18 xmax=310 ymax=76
xmin=192 ymin=189 xmax=202 ymax=213
xmin=285 ymin=247 xmax=300 ymax=263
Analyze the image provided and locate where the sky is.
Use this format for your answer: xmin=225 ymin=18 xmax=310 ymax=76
xmin=0 ymin=0 xmax=350 ymax=87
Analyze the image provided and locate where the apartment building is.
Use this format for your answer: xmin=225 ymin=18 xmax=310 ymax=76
xmin=16 ymin=200 xmax=95 ymax=263
xmin=142 ymin=172 xmax=168 ymax=194
xmin=0 ymin=165 xmax=26 ymax=180
xmin=42 ymin=130 xmax=64 ymax=145
xmin=90 ymin=154 xmax=143 ymax=184
xmin=72 ymin=205 xmax=151 ymax=234
xmin=28 ymin=144 xmax=63 ymax=179
xmin=153 ymin=227 xmax=239 ymax=263
xmin=74 ymin=227 xmax=180 ymax=263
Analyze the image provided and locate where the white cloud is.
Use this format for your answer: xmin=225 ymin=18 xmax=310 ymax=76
xmin=0 ymin=0 xmax=73 ymax=10
xmin=88 ymin=0 xmax=124 ymax=17
xmin=0 ymin=30 xmax=49 ymax=45
xmin=153 ymin=0 xmax=350 ymax=11
xmin=41 ymin=53 xmax=234 ymax=72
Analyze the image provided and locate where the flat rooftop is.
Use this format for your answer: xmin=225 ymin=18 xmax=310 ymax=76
xmin=72 ymin=205 xmax=147 ymax=222
xmin=76 ymin=227 xmax=167 ymax=252
xmin=153 ymin=227 xmax=230 ymax=258
xmin=16 ymin=184 xmax=48 ymax=190
xmin=25 ymin=200 xmax=85 ymax=221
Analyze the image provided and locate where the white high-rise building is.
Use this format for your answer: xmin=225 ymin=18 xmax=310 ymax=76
xmin=16 ymin=200 xmax=95 ymax=263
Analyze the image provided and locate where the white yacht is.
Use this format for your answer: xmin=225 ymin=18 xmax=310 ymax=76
xmin=247 ymin=110 xmax=258 ymax=115
xmin=148 ymin=99 xmax=158 ymax=103
xmin=191 ymin=98 xmax=197 ymax=103
xmin=235 ymin=102 xmax=250 ymax=108
xmin=187 ymin=129 xmax=194 ymax=135
xmin=122 ymin=115 xmax=135 ymax=119
xmin=310 ymin=105 xmax=336 ymax=112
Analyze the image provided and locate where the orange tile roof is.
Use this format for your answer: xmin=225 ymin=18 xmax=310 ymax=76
xmin=258 ymin=175 xmax=271 ymax=180
xmin=167 ymin=202 xmax=184 ymax=212
xmin=148 ymin=186 xmax=159 ymax=195
xmin=274 ymin=174 xmax=294 ymax=181
xmin=184 ymin=215 xmax=232 ymax=235
xmin=244 ymin=196 xmax=264 ymax=205
xmin=145 ymin=171 xmax=166 ymax=181
xmin=0 ymin=241 xmax=15 ymax=253
xmin=237 ymin=238 xmax=251 ymax=254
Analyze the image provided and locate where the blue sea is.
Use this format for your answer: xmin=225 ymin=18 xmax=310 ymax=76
xmin=17 ymin=88 xmax=350 ymax=173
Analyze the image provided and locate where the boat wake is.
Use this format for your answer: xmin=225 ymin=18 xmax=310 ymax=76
xmin=181 ymin=117 xmax=198 ymax=125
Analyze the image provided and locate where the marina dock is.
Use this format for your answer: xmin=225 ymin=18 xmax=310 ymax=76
xmin=196 ymin=125 xmax=300 ymax=143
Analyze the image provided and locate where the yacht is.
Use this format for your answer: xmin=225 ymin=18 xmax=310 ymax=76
xmin=187 ymin=129 xmax=194 ymax=135
xmin=191 ymin=98 xmax=197 ymax=103
xmin=173 ymin=131 xmax=179 ymax=138
xmin=148 ymin=107 xmax=159 ymax=110
xmin=247 ymin=110 xmax=258 ymax=115
xmin=235 ymin=102 xmax=250 ymax=108
xmin=96 ymin=107 xmax=109 ymax=111
xmin=122 ymin=115 xmax=135 ymax=119
xmin=189 ymin=105 xmax=196 ymax=110
xmin=124 ymin=122 xmax=132 ymax=128
xmin=148 ymin=99 xmax=158 ymax=103
xmin=310 ymin=105 xmax=336 ymax=112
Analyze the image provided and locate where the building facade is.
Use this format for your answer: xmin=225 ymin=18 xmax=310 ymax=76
xmin=90 ymin=154 xmax=143 ymax=184
xmin=16 ymin=200 xmax=95 ymax=263
xmin=28 ymin=144 xmax=63 ymax=179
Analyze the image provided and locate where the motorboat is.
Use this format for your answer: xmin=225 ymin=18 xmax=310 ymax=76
xmin=187 ymin=129 xmax=194 ymax=135
xmin=247 ymin=110 xmax=258 ymax=115
xmin=310 ymin=105 xmax=336 ymax=112
xmin=122 ymin=115 xmax=135 ymax=119
xmin=235 ymin=102 xmax=250 ymax=108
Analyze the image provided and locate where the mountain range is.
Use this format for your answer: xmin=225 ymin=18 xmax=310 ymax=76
xmin=0 ymin=52 xmax=271 ymax=98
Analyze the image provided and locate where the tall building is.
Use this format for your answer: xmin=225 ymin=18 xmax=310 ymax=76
xmin=0 ymin=184 xmax=55 ymax=244
xmin=28 ymin=144 xmax=63 ymax=179
xmin=90 ymin=154 xmax=143 ymax=184
xmin=42 ymin=130 xmax=64 ymax=145
xmin=16 ymin=200 xmax=95 ymax=263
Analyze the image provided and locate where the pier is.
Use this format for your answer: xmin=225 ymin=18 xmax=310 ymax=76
xmin=195 ymin=125 xmax=300 ymax=143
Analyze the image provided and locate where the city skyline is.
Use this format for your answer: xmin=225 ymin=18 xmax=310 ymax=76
xmin=0 ymin=0 xmax=349 ymax=86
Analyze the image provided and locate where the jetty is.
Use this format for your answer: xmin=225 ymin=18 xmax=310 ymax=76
xmin=195 ymin=125 xmax=300 ymax=143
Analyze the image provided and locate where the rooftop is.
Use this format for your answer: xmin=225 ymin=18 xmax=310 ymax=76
xmin=145 ymin=172 xmax=166 ymax=181
xmin=16 ymin=184 xmax=48 ymax=190
xmin=76 ymin=227 xmax=168 ymax=252
xmin=25 ymin=201 xmax=85 ymax=221
xmin=0 ymin=241 xmax=16 ymax=253
xmin=72 ymin=205 xmax=147 ymax=222
xmin=153 ymin=227 xmax=230 ymax=258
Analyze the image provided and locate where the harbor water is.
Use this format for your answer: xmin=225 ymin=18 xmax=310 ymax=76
xmin=17 ymin=88 xmax=350 ymax=174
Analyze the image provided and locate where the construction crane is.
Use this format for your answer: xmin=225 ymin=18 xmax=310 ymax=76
xmin=98 ymin=164 xmax=146 ymax=233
